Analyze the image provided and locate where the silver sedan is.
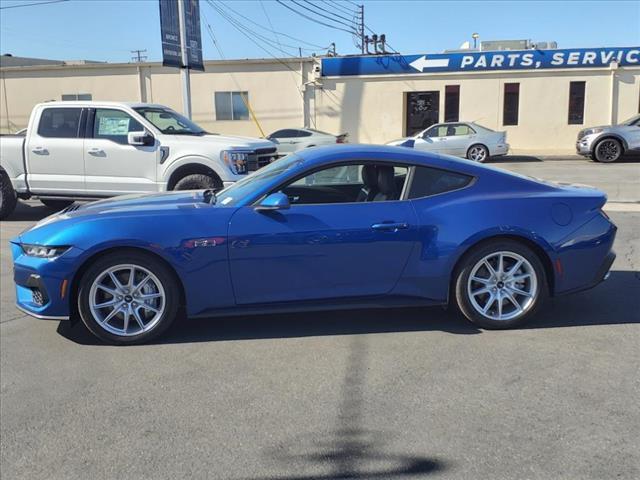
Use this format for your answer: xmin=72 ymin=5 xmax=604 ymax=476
xmin=267 ymin=128 xmax=348 ymax=156
xmin=387 ymin=122 xmax=509 ymax=162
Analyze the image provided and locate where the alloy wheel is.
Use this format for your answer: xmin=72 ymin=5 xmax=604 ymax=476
xmin=596 ymin=140 xmax=621 ymax=162
xmin=467 ymin=251 xmax=538 ymax=321
xmin=468 ymin=146 xmax=487 ymax=162
xmin=88 ymin=264 xmax=166 ymax=336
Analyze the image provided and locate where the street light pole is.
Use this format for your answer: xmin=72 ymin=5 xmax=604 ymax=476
xmin=177 ymin=0 xmax=192 ymax=119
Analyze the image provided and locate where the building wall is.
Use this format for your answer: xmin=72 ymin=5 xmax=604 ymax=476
xmin=1 ymin=58 xmax=638 ymax=155
xmin=314 ymin=67 xmax=640 ymax=154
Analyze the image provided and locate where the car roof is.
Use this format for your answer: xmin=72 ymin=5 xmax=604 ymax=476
xmin=35 ymin=101 xmax=171 ymax=109
xmin=292 ymin=144 xmax=491 ymax=176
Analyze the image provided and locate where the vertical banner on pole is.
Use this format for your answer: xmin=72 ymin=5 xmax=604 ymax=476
xmin=159 ymin=0 xmax=182 ymax=68
xmin=159 ymin=0 xmax=204 ymax=71
xmin=185 ymin=0 xmax=204 ymax=71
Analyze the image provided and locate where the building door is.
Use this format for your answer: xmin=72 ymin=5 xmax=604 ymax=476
xmin=405 ymin=91 xmax=440 ymax=137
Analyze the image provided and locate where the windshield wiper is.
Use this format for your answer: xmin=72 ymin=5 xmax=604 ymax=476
xmin=203 ymin=189 xmax=217 ymax=205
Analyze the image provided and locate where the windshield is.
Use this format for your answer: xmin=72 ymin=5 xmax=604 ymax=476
xmin=134 ymin=107 xmax=208 ymax=135
xmin=216 ymin=154 xmax=304 ymax=207
xmin=620 ymin=115 xmax=640 ymax=126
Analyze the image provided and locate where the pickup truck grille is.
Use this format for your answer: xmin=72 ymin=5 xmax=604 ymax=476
xmin=247 ymin=147 xmax=278 ymax=172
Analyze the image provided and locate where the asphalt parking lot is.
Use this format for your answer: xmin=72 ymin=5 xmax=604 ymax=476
xmin=1 ymin=157 xmax=639 ymax=480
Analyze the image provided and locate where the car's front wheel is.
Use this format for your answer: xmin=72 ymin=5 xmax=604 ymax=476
xmin=77 ymin=251 xmax=180 ymax=345
xmin=593 ymin=138 xmax=623 ymax=163
xmin=466 ymin=144 xmax=489 ymax=162
xmin=453 ymin=240 xmax=548 ymax=329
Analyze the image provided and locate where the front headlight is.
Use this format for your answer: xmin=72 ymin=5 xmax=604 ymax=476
xmin=584 ymin=128 xmax=604 ymax=136
xmin=21 ymin=244 xmax=70 ymax=258
xmin=221 ymin=150 xmax=249 ymax=175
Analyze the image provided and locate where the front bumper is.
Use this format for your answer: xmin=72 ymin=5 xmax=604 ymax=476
xmin=11 ymin=242 xmax=82 ymax=320
xmin=576 ymin=134 xmax=597 ymax=156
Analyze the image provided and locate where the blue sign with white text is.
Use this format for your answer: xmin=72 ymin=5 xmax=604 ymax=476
xmin=321 ymin=47 xmax=640 ymax=77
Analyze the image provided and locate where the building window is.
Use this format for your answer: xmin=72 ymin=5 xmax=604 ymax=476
xmin=444 ymin=85 xmax=460 ymax=122
xmin=215 ymin=91 xmax=249 ymax=121
xmin=503 ymin=83 xmax=519 ymax=126
xmin=61 ymin=93 xmax=92 ymax=101
xmin=568 ymin=81 xmax=586 ymax=125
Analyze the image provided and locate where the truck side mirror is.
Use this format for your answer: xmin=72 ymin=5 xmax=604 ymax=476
xmin=128 ymin=131 xmax=154 ymax=146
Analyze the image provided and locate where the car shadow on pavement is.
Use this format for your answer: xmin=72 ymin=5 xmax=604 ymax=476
xmin=487 ymin=155 xmax=543 ymax=163
xmin=57 ymin=270 xmax=639 ymax=346
xmin=4 ymin=201 xmax=58 ymax=222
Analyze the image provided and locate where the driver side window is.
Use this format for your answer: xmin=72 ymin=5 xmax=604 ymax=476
xmin=93 ymin=109 xmax=144 ymax=145
xmin=280 ymin=163 xmax=408 ymax=205
xmin=424 ymin=125 xmax=448 ymax=138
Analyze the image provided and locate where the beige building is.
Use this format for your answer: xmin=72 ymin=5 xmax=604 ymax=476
xmin=1 ymin=52 xmax=639 ymax=154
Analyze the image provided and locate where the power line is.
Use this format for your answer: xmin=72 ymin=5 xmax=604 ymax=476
xmin=289 ymin=0 xmax=358 ymax=32
xmin=213 ymin=0 xmax=328 ymax=51
xmin=301 ymin=0 xmax=357 ymax=25
xmin=275 ymin=0 xmax=356 ymax=35
xmin=208 ymin=1 xmax=302 ymax=57
xmin=322 ymin=0 xmax=357 ymax=17
xmin=0 ymin=0 xmax=69 ymax=10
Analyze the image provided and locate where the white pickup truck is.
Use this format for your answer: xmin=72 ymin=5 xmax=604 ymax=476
xmin=0 ymin=101 xmax=277 ymax=218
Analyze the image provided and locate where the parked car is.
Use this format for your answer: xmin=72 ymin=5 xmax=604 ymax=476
xmin=387 ymin=122 xmax=509 ymax=162
xmin=266 ymin=128 xmax=348 ymax=156
xmin=11 ymin=144 xmax=616 ymax=345
xmin=576 ymin=115 xmax=640 ymax=162
xmin=0 ymin=101 xmax=277 ymax=219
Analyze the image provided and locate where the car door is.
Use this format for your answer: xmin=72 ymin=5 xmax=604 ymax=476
xmin=413 ymin=125 xmax=448 ymax=153
xmin=26 ymin=106 xmax=86 ymax=194
xmin=444 ymin=123 xmax=475 ymax=157
xmin=83 ymin=108 xmax=160 ymax=195
xmin=227 ymin=162 xmax=418 ymax=305
xmin=268 ymin=129 xmax=298 ymax=155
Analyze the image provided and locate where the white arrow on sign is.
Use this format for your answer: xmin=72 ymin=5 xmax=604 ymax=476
xmin=410 ymin=56 xmax=450 ymax=71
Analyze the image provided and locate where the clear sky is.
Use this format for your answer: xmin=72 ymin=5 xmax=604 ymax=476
xmin=1 ymin=0 xmax=639 ymax=63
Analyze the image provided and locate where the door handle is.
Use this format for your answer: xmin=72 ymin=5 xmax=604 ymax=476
xmin=88 ymin=148 xmax=105 ymax=155
xmin=371 ymin=222 xmax=409 ymax=232
xmin=32 ymin=147 xmax=48 ymax=155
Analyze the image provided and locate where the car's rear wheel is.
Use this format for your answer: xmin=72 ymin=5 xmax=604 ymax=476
xmin=453 ymin=240 xmax=548 ymax=329
xmin=466 ymin=144 xmax=489 ymax=162
xmin=40 ymin=199 xmax=74 ymax=211
xmin=0 ymin=170 xmax=18 ymax=220
xmin=77 ymin=251 xmax=180 ymax=345
xmin=593 ymin=138 xmax=623 ymax=163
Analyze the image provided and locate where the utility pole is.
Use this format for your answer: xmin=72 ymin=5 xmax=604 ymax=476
xmin=177 ymin=0 xmax=192 ymax=119
xmin=130 ymin=49 xmax=147 ymax=63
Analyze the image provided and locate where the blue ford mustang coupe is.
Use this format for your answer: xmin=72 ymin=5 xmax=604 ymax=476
xmin=11 ymin=145 xmax=616 ymax=345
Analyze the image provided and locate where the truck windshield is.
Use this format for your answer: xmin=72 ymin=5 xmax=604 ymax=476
xmin=133 ymin=107 xmax=209 ymax=135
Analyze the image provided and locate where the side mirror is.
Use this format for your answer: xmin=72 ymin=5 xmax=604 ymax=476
xmin=255 ymin=192 xmax=290 ymax=212
xmin=128 ymin=131 xmax=154 ymax=146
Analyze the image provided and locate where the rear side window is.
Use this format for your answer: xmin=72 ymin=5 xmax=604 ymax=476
xmin=408 ymin=166 xmax=472 ymax=199
xmin=37 ymin=108 xmax=82 ymax=138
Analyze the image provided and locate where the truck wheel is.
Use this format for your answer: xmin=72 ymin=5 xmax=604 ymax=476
xmin=173 ymin=173 xmax=221 ymax=191
xmin=40 ymin=199 xmax=74 ymax=211
xmin=0 ymin=171 xmax=18 ymax=220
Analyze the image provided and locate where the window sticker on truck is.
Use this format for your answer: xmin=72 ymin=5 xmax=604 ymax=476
xmin=98 ymin=117 xmax=131 ymax=135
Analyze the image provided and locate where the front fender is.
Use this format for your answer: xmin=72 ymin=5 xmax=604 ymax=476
xmin=160 ymin=154 xmax=231 ymax=184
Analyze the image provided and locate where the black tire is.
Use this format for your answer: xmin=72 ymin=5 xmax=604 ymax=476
xmin=40 ymin=199 xmax=74 ymax=211
xmin=0 ymin=170 xmax=18 ymax=220
xmin=466 ymin=144 xmax=490 ymax=163
xmin=593 ymin=138 xmax=623 ymax=163
xmin=77 ymin=251 xmax=180 ymax=345
xmin=173 ymin=173 xmax=221 ymax=191
xmin=452 ymin=239 xmax=548 ymax=329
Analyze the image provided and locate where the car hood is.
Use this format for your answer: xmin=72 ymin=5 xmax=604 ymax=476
xmin=167 ymin=134 xmax=275 ymax=150
xmin=14 ymin=191 xmax=221 ymax=244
